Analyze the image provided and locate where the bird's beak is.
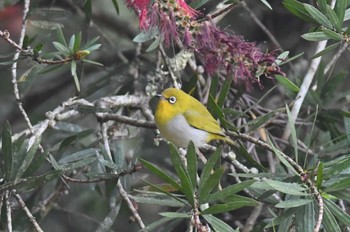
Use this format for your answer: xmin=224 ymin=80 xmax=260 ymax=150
xmin=149 ymin=94 xmax=164 ymax=113
xmin=155 ymin=94 xmax=165 ymax=100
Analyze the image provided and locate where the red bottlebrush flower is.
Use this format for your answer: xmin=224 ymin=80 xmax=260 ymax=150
xmin=125 ymin=0 xmax=151 ymax=29
xmin=176 ymin=0 xmax=198 ymax=18
xmin=159 ymin=11 xmax=178 ymax=46
xmin=194 ymin=21 xmax=283 ymax=88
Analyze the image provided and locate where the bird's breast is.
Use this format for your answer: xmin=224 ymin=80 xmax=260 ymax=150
xmin=157 ymin=114 xmax=209 ymax=148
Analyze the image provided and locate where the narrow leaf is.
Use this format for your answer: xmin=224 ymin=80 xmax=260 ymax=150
xmin=325 ymin=176 xmax=350 ymax=192
xmin=217 ymin=75 xmax=232 ymax=108
xmin=202 ymin=214 xmax=237 ymax=232
xmin=186 ymin=141 xmax=197 ymax=190
xmin=312 ymin=42 xmax=340 ymax=59
xmin=205 ymin=180 xmax=256 ymax=203
xmin=304 ymin=4 xmax=333 ymax=29
xmin=15 ymin=136 xmax=41 ymax=180
xmin=264 ymin=179 xmax=309 ymax=196
xmin=301 ymin=32 xmax=329 ymax=41
xmin=324 ymin=198 xmax=350 ymax=226
xmin=275 ymin=199 xmax=313 ymax=208
xmin=275 ymin=75 xmax=299 ymax=93
xmin=52 ymin=41 xmax=70 ymax=54
xmin=199 ymin=146 xmax=222 ymax=190
xmin=323 ymin=204 xmax=342 ymax=232
xmin=159 ymin=212 xmax=190 ymax=218
xmin=177 ymin=166 xmax=195 ymax=207
xmin=2 ymin=121 xmax=13 ymax=180
xmin=139 ymin=158 xmax=182 ymax=191
xmin=199 ymin=167 xmax=225 ymax=203
xmin=202 ymin=199 xmax=257 ymax=214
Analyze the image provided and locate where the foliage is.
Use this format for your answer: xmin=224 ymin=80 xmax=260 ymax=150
xmin=0 ymin=0 xmax=349 ymax=232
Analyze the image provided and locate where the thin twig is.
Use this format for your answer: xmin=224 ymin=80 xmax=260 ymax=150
xmin=62 ymin=166 xmax=139 ymax=183
xmin=5 ymin=190 xmax=12 ymax=232
xmin=96 ymin=113 xmax=156 ymax=129
xmin=242 ymin=203 xmax=263 ymax=232
xmin=282 ymin=40 xmax=327 ymax=140
xmin=241 ymin=2 xmax=283 ymax=50
xmin=11 ymin=0 xmax=33 ymax=131
xmin=101 ymin=122 xmax=145 ymax=229
xmin=13 ymin=192 xmax=44 ymax=232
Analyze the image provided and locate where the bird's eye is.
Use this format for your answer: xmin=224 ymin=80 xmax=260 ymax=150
xmin=168 ymin=96 xmax=176 ymax=104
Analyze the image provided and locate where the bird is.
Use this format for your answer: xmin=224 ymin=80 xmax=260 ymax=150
xmin=154 ymin=88 xmax=235 ymax=148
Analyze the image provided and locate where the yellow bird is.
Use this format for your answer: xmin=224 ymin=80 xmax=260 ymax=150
xmin=154 ymin=88 xmax=235 ymax=148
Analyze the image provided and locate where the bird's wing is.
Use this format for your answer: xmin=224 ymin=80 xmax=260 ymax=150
xmin=183 ymin=109 xmax=225 ymax=136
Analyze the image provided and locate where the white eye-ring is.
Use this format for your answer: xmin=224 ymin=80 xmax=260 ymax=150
xmin=168 ymin=96 xmax=176 ymax=104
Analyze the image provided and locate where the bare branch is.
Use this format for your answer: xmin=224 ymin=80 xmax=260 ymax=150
xmin=13 ymin=192 xmax=44 ymax=232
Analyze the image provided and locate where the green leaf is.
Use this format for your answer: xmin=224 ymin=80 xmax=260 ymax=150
xmin=325 ymin=176 xmax=350 ymax=192
xmin=129 ymin=194 xmax=186 ymax=207
xmin=199 ymin=146 xmax=222 ymax=191
xmin=205 ymin=180 xmax=256 ymax=203
xmin=59 ymin=148 xmax=97 ymax=164
xmin=326 ymin=6 xmax=342 ymax=31
xmin=82 ymin=59 xmax=103 ymax=66
xmin=286 ymin=104 xmax=298 ymax=163
xmin=59 ymin=156 xmax=96 ymax=171
xmin=322 ymin=28 xmax=343 ymax=41
xmin=246 ymin=111 xmax=276 ymax=131
xmin=268 ymin=136 xmax=298 ymax=174
xmin=264 ymin=179 xmax=309 ymax=196
xmin=177 ymin=166 xmax=195 ymax=207
xmin=139 ymin=158 xmax=182 ymax=191
xmin=207 ymin=94 xmax=225 ymax=122
xmin=265 ymin=207 xmax=300 ymax=228
xmin=199 ymin=166 xmax=225 ymax=203
xmin=168 ymin=144 xmax=188 ymax=180
xmin=186 ymin=141 xmax=197 ymax=190
xmin=15 ymin=170 xmax=62 ymax=193
xmin=52 ymin=41 xmax=70 ymax=54
xmin=159 ymin=212 xmax=190 ymax=218
xmin=334 ymin=0 xmax=347 ymax=23
xmin=73 ymin=32 xmax=82 ymax=52
xmin=133 ymin=28 xmax=158 ymax=43
xmin=323 ymin=204 xmax=342 ymax=232
xmin=15 ymin=136 xmax=41 ymax=180
xmin=201 ymin=198 xmax=257 ymax=214
xmin=146 ymin=36 xmax=162 ymax=52
xmin=304 ymin=4 xmax=333 ymax=29
xmin=111 ymin=0 xmax=120 ymax=14
xmin=295 ymin=200 xmax=315 ymax=232
xmin=140 ymin=217 xmax=176 ymax=232
xmin=68 ymin=34 xmax=75 ymax=51
xmin=58 ymin=129 xmax=94 ymax=153
xmin=71 ymin=60 xmax=80 ymax=92
xmin=56 ymin=27 xmax=67 ymax=47
xmin=283 ymin=0 xmax=316 ymax=23
xmin=2 ymin=121 xmax=13 ymax=181
xmin=312 ymin=42 xmax=340 ymax=59
xmin=316 ymin=162 xmax=323 ymax=190
xmin=140 ymin=178 xmax=189 ymax=206
xmin=275 ymin=75 xmax=300 ymax=93
xmin=301 ymin=31 xmax=329 ymax=41
xmin=324 ymin=198 xmax=350 ymax=226
xmin=217 ymin=75 xmax=232 ymax=109
xmin=275 ymin=51 xmax=289 ymax=65
xmin=202 ymin=214 xmax=237 ymax=232
xmin=321 ymin=28 xmax=343 ymax=41
xmin=275 ymin=199 xmax=313 ymax=208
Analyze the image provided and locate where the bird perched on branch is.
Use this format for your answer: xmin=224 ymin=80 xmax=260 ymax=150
xmin=154 ymin=88 xmax=235 ymax=148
